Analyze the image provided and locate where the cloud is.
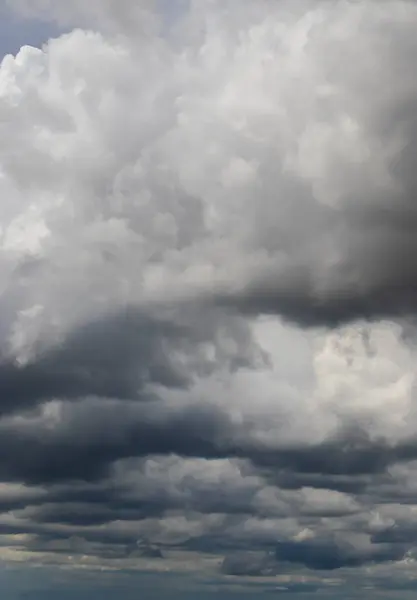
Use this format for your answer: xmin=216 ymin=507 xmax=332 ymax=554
xmin=221 ymin=551 xmax=277 ymax=577
xmin=219 ymin=532 xmax=406 ymax=574
xmin=0 ymin=309 xmax=190 ymax=415
xmin=273 ymin=535 xmax=405 ymax=571
xmin=3 ymin=0 xmax=417 ymax=588
xmin=2 ymin=1 xmax=417 ymax=334
xmin=3 ymin=392 xmax=417 ymax=486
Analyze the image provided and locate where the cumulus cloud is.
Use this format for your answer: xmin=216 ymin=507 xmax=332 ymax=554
xmin=3 ymin=1 xmax=417 ymax=333
xmin=2 ymin=0 xmax=417 ymax=592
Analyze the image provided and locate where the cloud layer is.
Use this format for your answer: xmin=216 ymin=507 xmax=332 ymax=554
xmin=2 ymin=0 xmax=417 ymax=594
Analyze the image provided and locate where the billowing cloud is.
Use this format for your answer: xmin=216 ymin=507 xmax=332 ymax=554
xmin=3 ymin=1 xmax=417 ymax=333
xmin=2 ymin=1 xmax=417 ymax=595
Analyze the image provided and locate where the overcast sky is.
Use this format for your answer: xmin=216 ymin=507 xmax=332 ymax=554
xmin=2 ymin=1 xmax=417 ymax=599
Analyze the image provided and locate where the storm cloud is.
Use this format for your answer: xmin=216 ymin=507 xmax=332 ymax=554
xmin=2 ymin=1 xmax=417 ymax=595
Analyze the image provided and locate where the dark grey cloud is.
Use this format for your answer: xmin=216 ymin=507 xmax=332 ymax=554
xmin=0 ymin=308 xmax=188 ymax=416
xmin=274 ymin=537 xmax=405 ymax=571
xmin=214 ymin=190 xmax=417 ymax=326
xmin=0 ymin=381 xmax=416 ymax=574
xmin=220 ymin=535 xmax=405 ymax=575
xmin=0 ymin=402 xmax=226 ymax=483
xmin=0 ymin=303 xmax=259 ymax=416
xmin=214 ymin=279 xmax=417 ymax=329
xmin=2 ymin=398 xmax=417 ymax=485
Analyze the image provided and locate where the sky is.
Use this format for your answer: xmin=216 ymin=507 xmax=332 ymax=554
xmin=2 ymin=0 xmax=417 ymax=598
